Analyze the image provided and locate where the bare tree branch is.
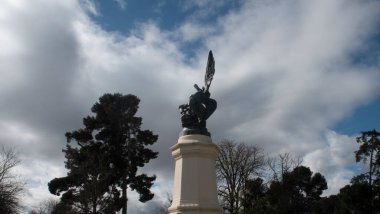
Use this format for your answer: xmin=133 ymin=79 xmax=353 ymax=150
xmin=266 ymin=152 xmax=303 ymax=182
xmin=216 ymin=140 xmax=265 ymax=214
xmin=0 ymin=146 xmax=24 ymax=213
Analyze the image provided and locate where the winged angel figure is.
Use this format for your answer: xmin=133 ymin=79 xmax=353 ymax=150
xmin=179 ymin=51 xmax=217 ymax=135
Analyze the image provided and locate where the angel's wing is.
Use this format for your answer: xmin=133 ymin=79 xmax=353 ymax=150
xmin=205 ymin=50 xmax=215 ymax=92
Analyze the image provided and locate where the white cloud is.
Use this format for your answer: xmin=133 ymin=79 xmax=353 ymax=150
xmin=80 ymin=0 xmax=100 ymax=16
xmin=176 ymin=22 xmax=217 ymax=42
xmin=115 ymin=0 xmax=127 ymax=10
xmin=0 ymin=121 xmax=66 ymax=212
xmin=16 ymin=161 xmax=64 ymax=211
xmin=303 ymin=131 xmax=358 ymax=195
xmin=1 ymin=0 xmax=380 ymax=212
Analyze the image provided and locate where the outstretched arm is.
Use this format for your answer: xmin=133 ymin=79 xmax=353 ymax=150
xmin=194 ymin=84 xmax=202 ymax=92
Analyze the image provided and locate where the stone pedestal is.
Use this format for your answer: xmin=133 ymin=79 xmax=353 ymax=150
xmin=168 ymin=134 xmax=222 ymax=214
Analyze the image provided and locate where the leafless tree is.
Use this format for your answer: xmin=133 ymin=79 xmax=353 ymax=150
xmin=216 ymin=139 xmax=265 ymax=214
xmin=0 ymin=146 xmax=24 ymax=213
xmin=29 ymin=198 xmax=59 ymax=214
xmin=266 ymin=152 xmax=302 ymax=182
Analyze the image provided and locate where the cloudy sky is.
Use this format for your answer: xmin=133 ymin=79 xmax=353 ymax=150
xmin=1 ymin=0 xmax=380 ymax=213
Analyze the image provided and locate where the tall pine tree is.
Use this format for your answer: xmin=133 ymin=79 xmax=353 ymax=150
xmin=49 ymin=93 xmax=158 ymax=214
xmin=355 ymin=129 xmax=380 ymax=187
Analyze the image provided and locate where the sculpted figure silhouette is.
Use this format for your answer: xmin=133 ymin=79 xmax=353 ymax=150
xmin=179 ymin=51 xmax=217 ymax=136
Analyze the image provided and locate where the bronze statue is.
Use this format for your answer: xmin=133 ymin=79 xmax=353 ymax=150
xmin=179 ymin=51 xmax=217 ymax=136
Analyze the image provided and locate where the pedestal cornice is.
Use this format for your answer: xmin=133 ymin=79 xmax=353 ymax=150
xmin=170 ymin=135 xmax=218 ymax=160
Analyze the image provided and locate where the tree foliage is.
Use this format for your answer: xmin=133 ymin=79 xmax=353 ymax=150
xmin=311 ymin=129 xmax=380 ymax=214
xmin=49 ymin=141 xmax=119 ymax=213
xmin=311 ymin=195 xmax=349 ymax=214
xmin=217 ymin=129 xmax=380 ymax=213
xmin=29 ymin=198 xmax=67 ymax=214
xmin=237 ymin=164 xmax=328 ymax=214
xmin=216 ymin=139 xmax=265 ymax=214
xmin=355 ymin=129 xmax=380 ymax=186
xmin=328 ymin=129 xmax=380 ymax=214
xmin=240 ymin=177 xmax=267 ymax=214
xmin=265 ymin=166 xmax=328 ymax=214
xmin=0 ymin=146 xmax=24 ymax=213
xmin=48 ymin=93 xmax=158 ymax=214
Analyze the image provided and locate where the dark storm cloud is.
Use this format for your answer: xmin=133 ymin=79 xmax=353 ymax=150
xmin=0 ymin=1 xmax=96 ymax=168
xmin=0 ymin=1 xmax=87 ymax=134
